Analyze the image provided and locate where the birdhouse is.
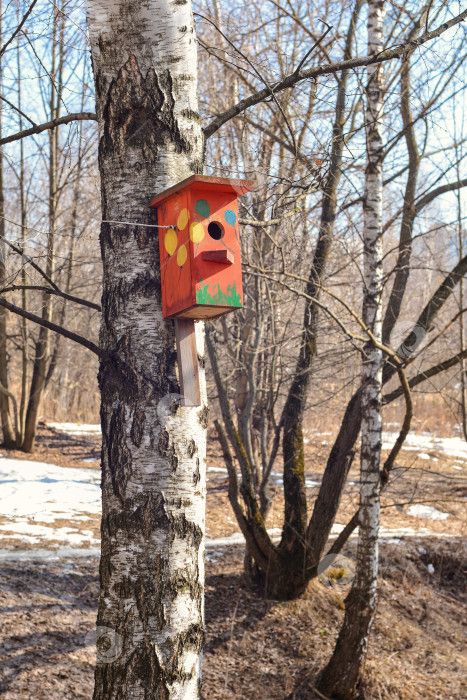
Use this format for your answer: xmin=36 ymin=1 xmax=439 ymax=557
xmin=149 ymin=175 xmax=255 ymax=319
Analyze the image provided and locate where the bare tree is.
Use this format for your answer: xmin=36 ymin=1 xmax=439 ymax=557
xmin=202 ymin=0 xmax=467 ymax=600
xmin=318 ymin=0 xmax=385 ymax=695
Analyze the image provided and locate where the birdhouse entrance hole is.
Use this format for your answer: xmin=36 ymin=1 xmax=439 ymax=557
xmin=208 ymin=221 xmax=224 ymax=240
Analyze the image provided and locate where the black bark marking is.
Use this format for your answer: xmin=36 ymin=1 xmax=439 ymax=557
xmin=181 ymin=108 xmax=200 ymax=121
xmin=131 ymin=408 xmax=145 ymax=447
xmin=158 ymin=429 xmax=170 ymax=456
xmin=134 ymin=224 xmax=151 ymax=249
xmin=187 ymin=439 xmax=197 ymax=458
xmin=140 ymin=491 xmax=168 ymax=539
xmin=134 ymin=573 xmax=165 ymax=628
xmin=197 ymin=405 xmax=209 ymax=428
xmin=108 ymin=402 xmax=133 ymax=503
xmin=106 ymin=493 xmax=169 ymax=539
xmin=193 ymin=457 xmax=200 ymax=485
xmin=167 ymin=511 xmax=203 ymax=549
xmin=165 ymin=571 xmax=203 ymax=602
xmin=157 ymin=428 xmax=179 ymax=471
xmin=100 ymin=54 xmax=193 ymax=174
xmin=130 ymin=640 xmax=169 ymax=699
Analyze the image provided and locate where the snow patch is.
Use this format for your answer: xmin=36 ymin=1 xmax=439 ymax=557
xmin=206 ymin=528 xmax=282 ymax=548
xmin=0 ymin=457 xmax=101 ymax=547
xmin=47 ymin=422 xmax=102 ymax=436
xmin=0 ymin=547 xmax=101 ymax=561
xmin=382 ymin=431 xmax=467 ymax=460
xmin=407 ymin=504 xmax=450 ymax=520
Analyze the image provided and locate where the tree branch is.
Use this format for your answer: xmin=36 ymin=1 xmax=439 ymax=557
xmin=0 ymin=112 xmax=97 ymax=146
xmin=322 ymin=363 xmax=413 ymax=562
xmin=195 ymin=11 xmax=298 ymax=153
xmin=206 ymin=324 xmax=277 ymax=565
xmin=0 ymin=234 xmax=101 ymax=310
xmin=0 ymin=93 xmax=35 ymax=126
xmin=380 ymin=365 xmax=413 ymax=483
xmin=415 ymin=178 xmax=467 ymax=214
xmin=383 ymin=347 xmax=467 ymax=403
xmin=203 ymin=9 xmax=467 ymax=138
xmin=213 ymin=418 xmax=253 ymax=543
xmin=0 ymin=0 xmax=38 ymax=57
xmin=0 ymin=297 xmax=102 ymax=357
xmin=402 ymin=253 xmax=467 ymax=351
xmin=239 ymin=182 xmax=319 ymax=227
xmin=0 ymin=283 xmax=101 ymax=312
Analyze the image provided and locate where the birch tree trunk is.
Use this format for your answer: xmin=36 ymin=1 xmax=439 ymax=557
xmin=318 ymin=2 xmax=384 ymax=697
xmin=86 ymin=0 xmax=207 ymax=697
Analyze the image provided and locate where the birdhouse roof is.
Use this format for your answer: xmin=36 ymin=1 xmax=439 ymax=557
xmin=149 ymin=175 xmax=256 ymax=209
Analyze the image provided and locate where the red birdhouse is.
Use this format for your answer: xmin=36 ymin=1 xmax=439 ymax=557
xmin=149 ymin=175 xmax=255 ymax=319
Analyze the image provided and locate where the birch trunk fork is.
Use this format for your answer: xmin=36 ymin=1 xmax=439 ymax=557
xmin=86 ymin=0 xmax=207 ymax=697
xmin=318 ymin=1 xmax=384 ymax=697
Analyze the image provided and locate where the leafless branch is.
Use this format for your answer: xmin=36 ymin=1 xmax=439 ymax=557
xmin=324 ymin=361 xmax=413 ymax=559
xmin=0 ymin=112 xmax=97 ymax=146
xmin=0 ymin=0 xmax=38 ymax=57
xmin=0 ymin=297 xmax=102 ymax=357
xmin=380 ymin=365 xmax=413 ymax=483
xmin=204 ymin=9 xmax=467 ymax=138
xmin=195 ymin=11 xmax=299 ymax=153
xmin=239 ymin=182 xmax=319 ymax=227
xmin=0 ymin=284 xmax=101 ymax=312
xmin=383 ymin=347 xmax=467 ymax=403
xmin=0 ymin=234 xmax=101 ymax=311
xmin=0 ymin=93 xmax=35 ymax=126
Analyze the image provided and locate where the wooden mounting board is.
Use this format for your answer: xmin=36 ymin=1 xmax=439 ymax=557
xmin=175 ymin=319 xmax=201 ymax=407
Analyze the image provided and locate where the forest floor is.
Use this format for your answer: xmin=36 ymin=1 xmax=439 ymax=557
xmin=0 ymin=421 xmax=466 ymax=699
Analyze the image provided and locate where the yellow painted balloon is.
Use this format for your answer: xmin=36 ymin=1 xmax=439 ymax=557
xmin=177 ymin=208 xmax=190 ymax=231
xmin=190 ymin=221 xmax=205 ymax=243
xmin=177 ymin=244 xmax=187 ymax=267
xmin=164 ymin=228 xmax=178 ymax=256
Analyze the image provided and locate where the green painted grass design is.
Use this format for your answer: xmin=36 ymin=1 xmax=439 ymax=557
xmin=196 ymin=280 xmax=242 ymax=307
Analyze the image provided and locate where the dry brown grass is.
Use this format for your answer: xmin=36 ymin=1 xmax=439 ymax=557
xmin=0 ymin=424 xmax=466 ymax=698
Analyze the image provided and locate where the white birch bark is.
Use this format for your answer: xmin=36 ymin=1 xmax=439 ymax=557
xmin=354 ymin=0 xmax=384 ymax=653
xmin=318 ymin=2 xmax=384 ymax=696
xmin=85 ymin=1 xmax=207 ymax=697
